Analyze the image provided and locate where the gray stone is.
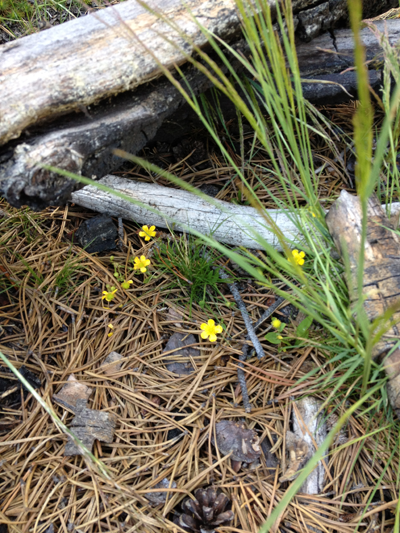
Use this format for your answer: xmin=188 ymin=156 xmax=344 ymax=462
xmin=75 ymin=214 xmax=117 ymax=253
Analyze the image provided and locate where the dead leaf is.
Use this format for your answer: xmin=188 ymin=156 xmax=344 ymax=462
xmin=162 ymin=332 xmax=200 ymax=375
xmin=53 ymin=374 xmax=92 ymax=412
xmin=212 ymin=420 xmax=261 ymax=464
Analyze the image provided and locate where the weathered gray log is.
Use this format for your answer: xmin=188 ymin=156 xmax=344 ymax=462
xmin=0 ymin=0 xmax=394 ymax=145
xmin=0 ymin=0 xmax=398 ymax=209
xmin=72 ymin=176 xmax=299 ymax=250
xmin=326 ymin=191 xmax=400 ymax=418
xmin=71 ymin=175 xmax=400 ymax=251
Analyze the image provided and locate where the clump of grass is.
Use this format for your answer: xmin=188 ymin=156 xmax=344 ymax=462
xmin=153 ymin=232 xmax=231 ymax=311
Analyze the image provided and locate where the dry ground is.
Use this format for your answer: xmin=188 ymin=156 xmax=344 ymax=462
xmin=0 ymin=101 xmax=399 ymax=532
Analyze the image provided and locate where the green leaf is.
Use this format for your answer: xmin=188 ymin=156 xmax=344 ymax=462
xmin=296 ymin=315 xmax=313 ymax=338
xmin=265 ymin=331 xmax=282 ymax=344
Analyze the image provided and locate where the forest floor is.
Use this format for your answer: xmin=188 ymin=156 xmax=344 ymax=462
xmin=1 ymin=1 xmax=400 ymax=532
xmin=0 ymin=97 xmax=399 ymax=533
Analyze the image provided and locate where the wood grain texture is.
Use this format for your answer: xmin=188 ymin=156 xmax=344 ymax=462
xmin=72 ymin=175 xmax=400 ymax=251
xmin=71 ymin=175 xmax=302 ymax=250
xmin=1 ymin=0 xmax=397 ymax=147
xmin=0 ymin=1 xmax=398 ymax=209
xmin=0 ymin=0 xmax=242 ymax=146
xmin=326 ymin=191 xmax=400 ymax=358
xmin=326 ymin=191 xmax=400 ymax=417
xmin=293 ymin=398 xmax=326 ymax=495
xmin=297 ymin=19 xmax=400 ymax=77
xmin=0 ymin=63 xmax=220 ymax=209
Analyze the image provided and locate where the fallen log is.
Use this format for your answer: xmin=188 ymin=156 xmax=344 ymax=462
xmin=1 ymin=0 xmax=395 ymax=146
xmin=326 ymin=191 xmax=400 ymax=418
xmin=71 ymin=175 xmax=400 ymax=251
xmin=0 ymin=0 xmax=398 ymax=209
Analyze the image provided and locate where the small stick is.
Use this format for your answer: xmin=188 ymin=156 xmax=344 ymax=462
xmin=237 ymin=297 xmax=285 ymax=412
xmin=118 ymin=217 xmax=124 ymax=251
xmin=220 ymin=266 xmax=286 ymax=411
xmin=219 ymin=270 xmax=265 ymax=359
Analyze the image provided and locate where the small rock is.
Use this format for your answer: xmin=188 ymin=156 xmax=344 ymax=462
xmin=162 ymin=332 xmax=200 ymax=375
xmin=166 ymin=307 xmax=183 ymax=328
xmin=145 ymin=478 xmax=177 ymax=505
xmin=75 ymin=215 xmax=117 ymax=253
xmin=101 ymin=352 xmax=123 ymax=376
xmin=53 ymin=375 xmax=92 ymax=412
xmin=64 ymin=399 xmax=116 ymax=456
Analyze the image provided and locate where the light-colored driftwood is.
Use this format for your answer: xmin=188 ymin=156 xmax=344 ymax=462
xmin=71 ymin=176 xmax=400 ymax=251
xmin=71 ymin=176 xmax=301 ymax=250
xmin=326 ymin=191 xmax=400 ymax=418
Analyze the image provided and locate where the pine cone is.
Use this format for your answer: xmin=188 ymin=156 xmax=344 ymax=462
xmin=178 ymin=487 xmax=234 ymax=532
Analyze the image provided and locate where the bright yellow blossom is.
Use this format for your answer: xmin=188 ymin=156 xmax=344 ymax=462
xmin=121 ymin=279 xmax=133 ymax=289
xmin=108 ymin=324 xmax=114 ymax=337
xmin=139 ymin=225 xmax=156 ymax=241
xmin=133 ymin=255 xmax=151 ymax=273
xmin=102 ymin=287 xmax=118 ymax=302
xmin=271 ymin=318 xmax=281 ymax=329
xmin=290 ymin=249 xmax=306 ymax=266
xmin=200 ymin=319 xmax=223 ymax=342
xmin=277 ymin=335 xmax=283 ymax=340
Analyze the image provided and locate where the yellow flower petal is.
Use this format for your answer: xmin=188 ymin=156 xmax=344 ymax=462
xmin=200 ymin=323 xmax=207 ymax=330
xmin=215 ymin=325 xmax=223 ymax=334
xmin=201 ymin=331 xmax=209 ymax=339
xmin=208 ymin=319 xmax=215 ymax=327
xmin=140 ymin=267 xmax=147 ymax=273
xmin=209 ymin=334 xmax=217 ymax=342
xmin=272 ymin=318 xmax=281 ymax=329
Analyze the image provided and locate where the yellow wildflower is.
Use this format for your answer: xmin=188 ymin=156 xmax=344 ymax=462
xmin=290 ymin=249 xmax=306 ymax=266
xmin=108 ymin=324 xmax=114 ymax=337
xmin=139 ymin=225 xmax=156 ymax=241
xmin=102 ymin=287 xmax=118 ymax=302
xmin=133 ymin=255 xmax=151 ymax=273
xmin=277 ymin=335 xmax=283 ymax=340
xmin=200 ymin=319 xmax=223 ymax=342
xmin=121 ymin=279 xmax=133 ymax=289
xmin=271 ymin=318 xmax=281 ymax=329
